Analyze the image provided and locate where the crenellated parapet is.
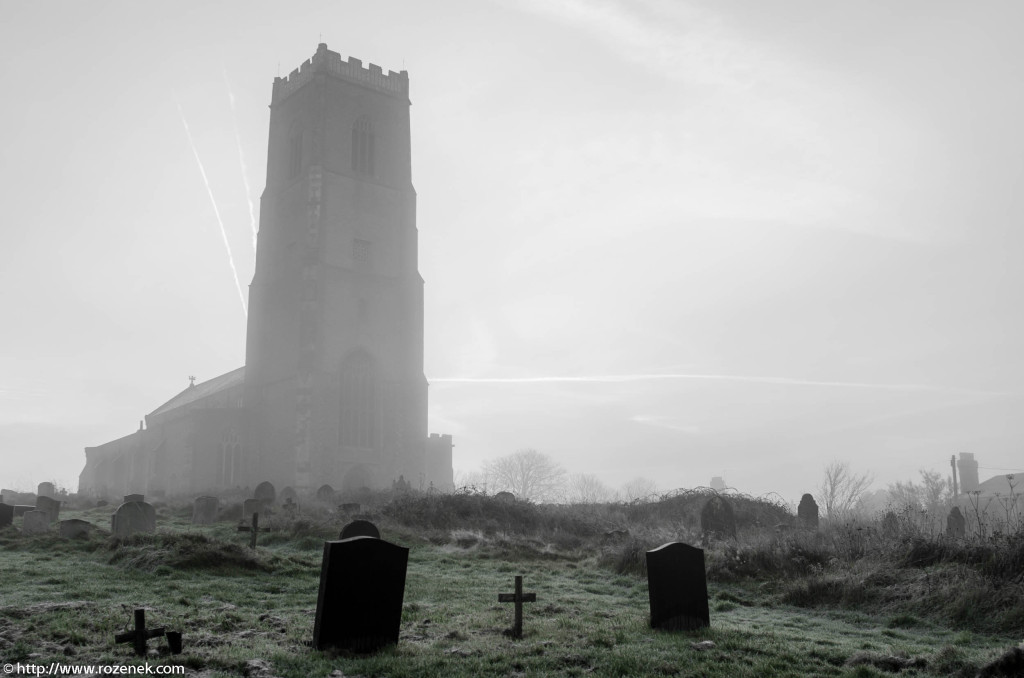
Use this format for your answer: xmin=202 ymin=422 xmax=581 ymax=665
xmin=272 ymin=43 xmax=409 ymax=105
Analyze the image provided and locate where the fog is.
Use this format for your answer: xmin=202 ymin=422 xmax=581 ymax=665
xmin=2 ymin=0 xmax=1022 ymax=501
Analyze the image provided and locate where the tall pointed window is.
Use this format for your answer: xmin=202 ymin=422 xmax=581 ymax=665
xmin=340 ymin=352 xmax=376 ymax=448
xmin=351 ymin=116 xmax=375 ymax=177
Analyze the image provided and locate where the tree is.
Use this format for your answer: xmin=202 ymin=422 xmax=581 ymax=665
xmin=566 ymin=473 xmax=614 ymax=504
xmin=483 ymin=449 xmax=567 ymax=503
xmin=817 ymin=461 xmax=873 ymax=522
xmin=621 ymin=477 xmax=659 ymax=503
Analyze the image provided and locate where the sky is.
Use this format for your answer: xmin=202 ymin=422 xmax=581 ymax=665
xmin=2 ymin=0 xmax=1023 ymax=503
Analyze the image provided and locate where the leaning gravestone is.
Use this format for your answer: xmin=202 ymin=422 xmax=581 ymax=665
xmin=0 ymin=503 xmax=13 ymax=528
xmin=797 ymin=494 xmax=819 ymax=530
xmin=314 ymin=536 xmax=409 ymax=652
xmin=646 ymin=542 xmax=710 ymax=631
xmin=192 ymin=496 xmax=219 ymax=525
xmin=23 ymin=510 xmax=50 ymax=535
xmin=316 ymin=484 xmax=336 ymax=503
xmin=37 ymin=482 xmax=55 ymax=499
xmin=59 ymin=519 xmax=95 ymax=539
xmin=111 ymin=501 xmax=156 ymax=537
xmin=947 ymin=506 xmax=966 ymax=538
xmin=700 ymin=495 xmax=736 ymax=540
xmin=36 ymin=496 xmax=62 ymax=524
xmin=340 ymin=519 xmax=381 ymax=540
xmin=254 ymin=481 xmax=276 ymax=506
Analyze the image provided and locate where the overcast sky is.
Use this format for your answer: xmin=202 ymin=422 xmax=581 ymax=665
xmin=2 ymin=0 xmax=1022 ymax=502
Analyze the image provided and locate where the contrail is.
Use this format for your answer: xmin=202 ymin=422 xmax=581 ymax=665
xmin=222 ymin=66 xmax=258 ymax=252
xmin=176 ymin=100 xmax=248 ymax=317
xmin=429 ymin=373 xmax=1010 ymax=397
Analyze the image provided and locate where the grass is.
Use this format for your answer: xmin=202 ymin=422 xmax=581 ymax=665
xmin=0 ymin=493 xmax=1021 ymax=677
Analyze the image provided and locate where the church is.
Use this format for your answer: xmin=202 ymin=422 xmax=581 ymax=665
xmin=78 ymin=44 xmax=453 ymax=499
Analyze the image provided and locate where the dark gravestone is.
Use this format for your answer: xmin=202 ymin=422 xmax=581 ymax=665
xmin=700 ymin=495 xmax=736 ymax=540
xmin=112 ymin=501 xmax=156 ymax=537
xmin=280 ymin=486 xmax=298 ymax=504
xmin=317 ymin=484 xmax=336 ymax=503
xmin=0 ymin=503 xmax=13 ymax=528
xmin=59 ymin=519 xmax=95 ymax=539
xmin=340 ymin=519 xmax=381 ymax=540
xmin=254 ymin=481 xmax=276 ymax=505
xmin=947 ymin=506 xmax=966 ymax=538
xmin=35 ymin=496 xmax=61 ymax=524
xmin=339 ymin=502 xmax=360 ymax=514
xmin=313 ymin=536 xmax=409 ymax=652
xmin=13 ymin=505 xmax=34 ymax=518
xmin=494 ymin=491 xmax=516 ymax=504
xmin=123 ymin=494 xmax=145 ymax=504
xmin=242 ymin=498 xmax=262 ymax=523
xmin=797 ymin=494 xmax=819 ymax=530
xmin=37 ymin=482 xmax=55 ymax=499
xmin=646 ymin=542 xmax=710 ymax=631
xmin=23 ymin=510 xmax=50 ymax=535
xmin=192 ymin=496 xmax=219 ymax=525
xmin=498 ymin=575 xmax=537 ymax=639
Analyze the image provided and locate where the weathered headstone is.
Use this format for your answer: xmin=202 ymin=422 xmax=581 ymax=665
xmin=646 ymin=542 xmax=710 ymax=631
xmin=280 ymin=486 xmax=298 ymax=504
xmin=498 ymin=575 xmax=537 ymax=639
xmin=123 ymin=494 xmax=145 ymax=504
xmin=192 ymin=496 xmax=219 ymax=525
xmin=316 ymin=484 xmax=336 ymax=503
xmin=35 ymin=496 xmax=61 ymax=524
xmin=13 ymin=505 xmax=34 ymax=518
xmin=947 ymin=506 xmax=966 ymax=538
xmin=254 ymin=481 xmax=276 ymax=505
xmin=313 ymin=536 xmax=409 ymax=652
xmin=700 ymin=495 xmax=736 ymax=540
xmin=37 ymin=482 xmax=55 ymax=499
xmin=242 ymin=498 xmax=262 ymax=523
xmin=494 ymin=491 xmax=516 ymax=504
xmin=340 ymin=519 xmax=381 ymax=540
xmin=0 ymin=503 xmax=13 ymax=528
xmin=23 ymin=510 xmax=50 ymax=535
xmin=798 ymin=494 xmax=819 ymax=530
xmin=59 ymin=518 xmax=95 ymax=539
xmin=112 ymin=501 xmax=156 ymax=537
xmin=115 ymin=609 xmax=165 ymax=657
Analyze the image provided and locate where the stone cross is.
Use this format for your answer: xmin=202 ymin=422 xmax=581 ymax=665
xmin=115 ymin=608 xmax=165 ymax=656
xmin=238 ymin=512 xmax=259 ymax=549
xmin=498 ymin=575 xmax=537 ymax=639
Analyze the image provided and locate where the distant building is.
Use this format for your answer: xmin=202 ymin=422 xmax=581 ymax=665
xmin=79 ymin=44 xmax=453 ymax=498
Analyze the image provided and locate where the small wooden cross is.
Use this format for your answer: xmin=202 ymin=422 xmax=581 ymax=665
xmin=115 ymin=608 xmax=165 ymax=656
xmin=188 ymin=375 xmax=196 ymax=387
xmin=238 ymin=512 xmax=259 ymax=549
xmin=498 ymin=575 xmax=536 ymax=639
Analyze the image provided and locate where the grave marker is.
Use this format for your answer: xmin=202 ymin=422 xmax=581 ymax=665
xmin=282 ymin=497 xmax=298 ymax=514
xmin=645 ymin=542 xmax=710 ymax=631
xmin=494 ymin=491 xmax=516 ymax=504
xmin=313 ymin=536 xmax=409 ymax=652
xmin=112 ymin=501 xmax=156 ymax=537
xmin=37 ymin=482 xmax=55 ymax=499
xmin=238 ymin=512 xmax=260 ymax=549
xmin=36 ymin=496 xmax=61 ymax=524
xmin=115 ymin=608 xmax=165 ymax=657
xmin=700 ymin=495 xmax=736 ymax=540
xmin=23 ymin=510 xmax=50 ymax=535
xmin=280 ymin=486 xmax=298 ymax=505
xmin=13 ymin=505 xmax=34 ymax=518
xmin=316 ymin=484 xmax=336 ymax=503
xmin=498 ymin=575 xmax=537 ymax=639
xmin=947 ymin=506 xmax=966 ymax=538
xmin=59 ymin=519 xmax=95 ymax=539
xmin=254 ymin=481 xmax=276 ymax=505
xmin=0 ymin=503 xmax=13 ymax=528
xmin=192 ymin=496 xmax=219 ymax=525
xmin=340 ymin=519 xmax=380 ymax=540
xmin=798 ymin=494 xmax=819 ymax=530
xmin=339 ymin=502 xmax=360 ymax=514
xmin=242 ymin=498 xmax=263 ymax=523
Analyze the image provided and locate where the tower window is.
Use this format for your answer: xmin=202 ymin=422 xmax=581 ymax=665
xmin=351 ymin=116 xmax=375 ymax=177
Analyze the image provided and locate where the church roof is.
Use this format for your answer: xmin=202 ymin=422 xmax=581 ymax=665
xmin=148 ymin=366 xmax=246 ymax=417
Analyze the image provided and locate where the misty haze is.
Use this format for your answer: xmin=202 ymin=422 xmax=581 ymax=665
xmin=2 ymin=2 xmax=1022 ymax=676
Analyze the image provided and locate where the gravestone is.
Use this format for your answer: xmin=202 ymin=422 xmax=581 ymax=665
xmin=339 ymin=502 xmax=360 ymax=514
xmin=37 ymin=482 xmax=55 ymax=498
xmin=280 ymin=486 xmax=298 ymax=504
xmin=36 ymin=496 xmax=61 ymax=524
xmin=123 ymin=494 xmax=145 ymax=504
xmin=317 ymin=484 xmax=336 ymax=503
xmin=498 ymin=575 xmax=537 ymax=639
xmin=242 ymin=498 xmax=263 ymax=522
xmin=13 ymin=505 xmax=34 ymax=518
xmin=798 ymin=494 xmax=819 ymax=530
xmin=192 ymin=496 xmax=219 ymax=525
xmin=947 ymin=506 xmax=966 ymax=538
xmin=494 ymin=491 xmax=516 ymax=504
xmin=700 ymin=495 xmax=736 ymax=540
xmin=313 ymin=536 xmax=409 ymax=652
xmin=645 ymin=542 xmax=710 ymax=631
xmin=340 ymin=519 xmax=381 ymax=540
xmin=115 ymin=609 xmax=165 ymax=657
xmin=238 ymin=513 xmax=260 ymax=549
xmin=59 ymin=518 xmax=95 ymax=539
xmin=254 ymin=481 xmax=276 ymax=505
xmin=23 ymin=510 xmax=50 ymax=535
xmin=0 ymin=503 xmax=13 ymax=528
xmin=112 ymin=501 xmax=156 ymax=537
xmin=282 ymin=497 xmax=298 ymax=514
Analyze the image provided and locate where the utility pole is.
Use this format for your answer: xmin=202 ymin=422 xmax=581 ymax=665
xmin=951 ymin=454 xmax=959 ymax=497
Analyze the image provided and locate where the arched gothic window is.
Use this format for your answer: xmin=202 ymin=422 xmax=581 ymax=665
xmin=340 ymin=352 xmax=377 ymax=448
xmin=351 ymin=116 xmax=375 ymax=176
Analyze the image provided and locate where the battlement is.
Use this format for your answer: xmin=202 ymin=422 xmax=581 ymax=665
xmin=272 ymin=43 xmax=409 ymax=105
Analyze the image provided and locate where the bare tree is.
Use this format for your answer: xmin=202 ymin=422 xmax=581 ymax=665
xmin=566 ymin=473 xmax=614 ymax=504
xmin=483 ymin=449 xmax=566 ymax=503
xmin=621 ymin=476 xmax=659 ymax=503
xmin=818 ymin=461 xmax=873 ymax=522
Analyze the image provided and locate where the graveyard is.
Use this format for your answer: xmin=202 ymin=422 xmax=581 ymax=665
xmin=1 ymin=489 xmax=1023 ymax=677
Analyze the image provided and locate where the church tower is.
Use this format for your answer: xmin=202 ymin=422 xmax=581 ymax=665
xmin=244 ymin=44 xmax=435 ymax=493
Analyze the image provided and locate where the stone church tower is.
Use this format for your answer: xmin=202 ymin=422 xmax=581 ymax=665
xmin=78 ymin=45 xmax=453 ymax=498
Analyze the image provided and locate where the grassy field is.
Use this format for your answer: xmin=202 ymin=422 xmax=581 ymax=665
xmin=1 ymin=494 xmax=1021 ymax=677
